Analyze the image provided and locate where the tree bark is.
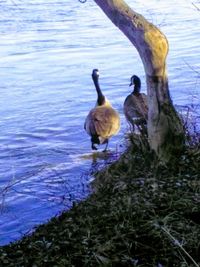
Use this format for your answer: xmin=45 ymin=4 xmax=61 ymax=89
xmin=93 ymin=0 xmax=185 ymax=162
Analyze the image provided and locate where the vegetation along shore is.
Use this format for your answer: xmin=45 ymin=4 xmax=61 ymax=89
xmin=0 ymin=127 xmax=199 ymax=266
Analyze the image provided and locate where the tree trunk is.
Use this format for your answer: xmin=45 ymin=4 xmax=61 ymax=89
xmin=93 ymin=0 xmax=185 ymax=162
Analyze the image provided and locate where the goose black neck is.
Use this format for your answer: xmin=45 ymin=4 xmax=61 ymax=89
xmin=133 ymin=83 xmax=141 ymax=94
xmin=92 ymin=75 xmax=105 ymax=105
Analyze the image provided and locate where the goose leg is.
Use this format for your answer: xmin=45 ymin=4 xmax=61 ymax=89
xmin=103 ymin=139 xmax=109 ymax=152
xmin=91 ymin=135 xmax=100 ymax=150
xmin=131 ymin=122 xmax=135 ymax=132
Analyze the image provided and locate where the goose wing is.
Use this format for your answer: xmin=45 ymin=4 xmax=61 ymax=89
xmin=124 ymin=93 xmax=148 ymax=121
xmin=124 ymin=94 xmax=140 ymax=121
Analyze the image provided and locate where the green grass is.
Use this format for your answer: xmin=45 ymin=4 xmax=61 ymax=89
xmin=0 ymin=134 xmax=200 ymax=267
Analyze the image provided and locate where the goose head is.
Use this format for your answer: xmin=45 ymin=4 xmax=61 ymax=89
xmin=92 ymin=69 xmax=111 ymax=107
xmin=129 ymin=75 xmax=141 ymax=94
xmin=92 ymin=69 xmax=100 ymax=80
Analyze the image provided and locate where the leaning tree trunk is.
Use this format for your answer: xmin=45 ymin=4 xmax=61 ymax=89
xmin=93 ymin=0 xmax=185 ymax=162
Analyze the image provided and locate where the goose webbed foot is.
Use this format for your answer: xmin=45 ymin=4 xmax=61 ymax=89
xmin=92 ymin=143 xmax=98 ymax=150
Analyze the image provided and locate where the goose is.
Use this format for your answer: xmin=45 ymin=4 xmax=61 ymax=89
xmin=123 ymin=75 xmax=148 ymax=134
xmin=84 ymin=69 xmax=120 ymax=151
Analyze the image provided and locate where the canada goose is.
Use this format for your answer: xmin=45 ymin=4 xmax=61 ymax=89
xmin=123 ymin=75 xmax=148 ymax=134
xmin=84 ymin=69 xmax=120 ymax=151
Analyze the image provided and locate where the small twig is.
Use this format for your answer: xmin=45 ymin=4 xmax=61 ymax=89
xmin=192 ymin=2 xmax=200 ymax=11
xmin=161 ymin=226 xmax=200 ymax=267
xmin=183 ymin=60 xmax=200 ymax=76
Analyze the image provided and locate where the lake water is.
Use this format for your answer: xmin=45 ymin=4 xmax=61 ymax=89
xmin=0 ymin=0 xmax=199 ymax=246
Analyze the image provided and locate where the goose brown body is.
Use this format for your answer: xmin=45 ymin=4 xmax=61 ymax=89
xmin=84 ymin=69 xmax=120 ymax=150
xmin=124 ymin=75 xmax=148 ymax=134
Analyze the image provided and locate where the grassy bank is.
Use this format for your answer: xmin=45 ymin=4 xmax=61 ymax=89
xmin=0 ymin=135 xmax=200 ymax=267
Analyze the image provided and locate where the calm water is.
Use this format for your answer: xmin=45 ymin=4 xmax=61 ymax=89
xmin=0 ymin=0 xmax=199 ymax=246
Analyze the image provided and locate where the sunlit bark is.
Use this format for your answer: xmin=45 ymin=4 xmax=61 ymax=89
xmin=93 ymin=0 xmax=185 ymax=161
